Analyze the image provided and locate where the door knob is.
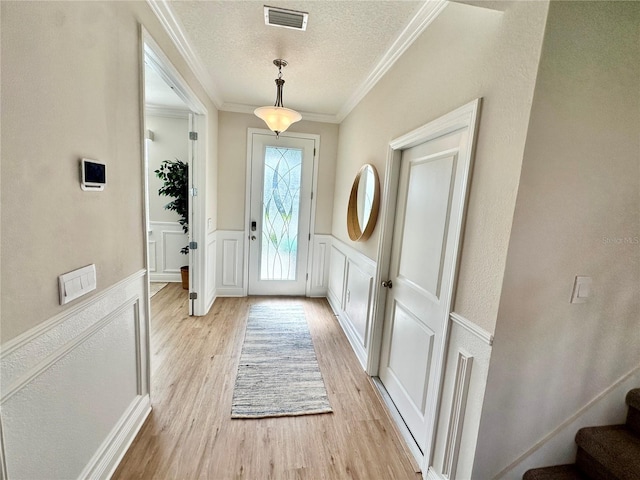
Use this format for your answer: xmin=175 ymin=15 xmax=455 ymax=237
xmin=381 ymin=280 xmax=393 ymax=289
xmin=251 ymin=235 xmax=257 ymax=241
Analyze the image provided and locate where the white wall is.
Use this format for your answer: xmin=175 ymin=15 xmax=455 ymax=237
xmin=146 ymin=113 xmax=190 ymax=223
xmin=146 ymin=113 xmax=190 ymax=280
xmin=473 ymin=2 xmax=640 ymax=478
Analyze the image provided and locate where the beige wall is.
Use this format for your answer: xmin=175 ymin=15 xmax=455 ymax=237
xmin=146 ymin=114 xmax=190 ymax=223
xmin=332 ymin=1 xmax=549 ymax=332
xmin=473 ymin=2 xmax=640 ymax=477
xmin=1 ymin=1 xmax=218 ymax=342
xmin=217 ymin=111 xmax=338 ymax=234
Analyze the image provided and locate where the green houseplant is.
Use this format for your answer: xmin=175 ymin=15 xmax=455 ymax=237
xmin=155 ymin=159 xmax=189 ymax=289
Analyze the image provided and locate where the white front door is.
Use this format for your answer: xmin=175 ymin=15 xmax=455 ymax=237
xmin=378 ymin=115 xmax=475 ymax=460
xmin=247 ymin=131 xmax=316 ymax=295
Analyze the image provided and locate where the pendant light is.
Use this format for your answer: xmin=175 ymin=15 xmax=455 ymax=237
xmin=254 ymin=59 xmax=301 ymax=138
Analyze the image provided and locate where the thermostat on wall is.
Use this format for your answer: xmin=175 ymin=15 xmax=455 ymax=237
xmin=80 ymin=158 xmax=106 ymax=191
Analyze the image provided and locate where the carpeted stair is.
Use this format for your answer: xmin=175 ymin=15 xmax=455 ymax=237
xmin=523 ymin=388 xmax=640 ymax=480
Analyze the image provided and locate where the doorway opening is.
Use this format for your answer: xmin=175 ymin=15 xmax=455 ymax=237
xmin=142 ymin=30 xmax=208 ymax=315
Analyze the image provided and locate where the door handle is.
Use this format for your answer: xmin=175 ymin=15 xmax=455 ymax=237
xmin=381 ymin=280 xmax=393 ymax=289
xmin=251 ymin=235 xmax=257 ymax=241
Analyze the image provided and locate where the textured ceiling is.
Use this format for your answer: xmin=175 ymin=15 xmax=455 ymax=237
xmin=161 ymin=1 xmax=424 ymax=118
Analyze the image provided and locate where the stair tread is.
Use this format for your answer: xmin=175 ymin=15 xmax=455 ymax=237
xmin=576 ymin=425 xmax=640 ymax=479
xmin=627 ymin=389 xmax=640 ymax=411
xmin=523 ymin=464 xmax=589 ymax=480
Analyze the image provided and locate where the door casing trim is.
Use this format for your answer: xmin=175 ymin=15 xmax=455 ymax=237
xmin=368 ymin=98 xmax=482 ymax=476
xmin=142 ymin=28 xmax=209 ymax=316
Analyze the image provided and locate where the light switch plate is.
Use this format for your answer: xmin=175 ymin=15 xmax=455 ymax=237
xmin=571 ymin=275 xmax=592 ymax=304
xmin=59 ymin=264 xmax=96 ymax=305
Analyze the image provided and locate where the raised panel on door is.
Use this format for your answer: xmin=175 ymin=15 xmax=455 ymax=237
xmin=386 ymin=301 xmax=435 ymax=416
xmin=397 ymin=153 xmax=456 ymax=299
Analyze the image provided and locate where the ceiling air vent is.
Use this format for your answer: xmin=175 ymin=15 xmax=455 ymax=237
xmin=264 ymin=5 xmax=308 ymax=31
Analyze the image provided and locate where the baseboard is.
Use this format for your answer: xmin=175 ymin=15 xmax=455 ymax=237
xmin=150 ymin=273 xmax=181 ymax=283
xmin=80 ymin=394 xmax=151 ymax=479
xmin=215 ymin=287 xmax=245 ymax=297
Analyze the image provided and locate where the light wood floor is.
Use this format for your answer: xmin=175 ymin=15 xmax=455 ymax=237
xmin=112 ymin=283 xmax=421 ymax=479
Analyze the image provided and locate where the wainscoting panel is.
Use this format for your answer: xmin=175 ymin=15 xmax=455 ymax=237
xmin=308 ymin=234 xmax=332 ymax=297
xmin=206 ymin=232 xmax=217 ymax=310
xmin=163 ymin=231 xmax=187 ymax=271
xmin=149 ymin=221 xmax=187 ymax=282
xmin=0 ymin=270 xmax=151 ymax=480
xmin=216 ymin=230 xmax=245 ymax=296
xmin=326 ymin=237 xmax=377 ymax=369
xmin=430 ymin=312 xmax=492 ymax=480
xmin=327 ymin=247 xmax=346 ymax=309
xmin=344 ymin=261 xmax=373 ymax=347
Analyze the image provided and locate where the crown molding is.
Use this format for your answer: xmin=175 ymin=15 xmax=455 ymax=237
xmin=220 ymin=103 xmax=340 ymax=125
xmin=147 ymin=0 xmax=448 ymax=123
xmin=146 ymin=0 xmax=224 ymax=109
xmin=336 ymin=0 xmax=449 ymax=123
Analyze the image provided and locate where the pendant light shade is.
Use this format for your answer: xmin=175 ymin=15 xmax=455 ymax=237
xmin=254 ymin=59 xmax=301 ymax=138
xmin=254 ymin=106 xmax=302 ymax=134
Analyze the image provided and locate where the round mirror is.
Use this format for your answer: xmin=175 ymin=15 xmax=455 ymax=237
xmin=347 ymin=164 xmax=380 ymax=241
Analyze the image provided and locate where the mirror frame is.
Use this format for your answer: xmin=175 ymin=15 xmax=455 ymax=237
xmin=347 ymin=164 xmax=380 ymax=242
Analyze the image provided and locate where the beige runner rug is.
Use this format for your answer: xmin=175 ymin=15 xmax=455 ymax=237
xmin=231 ymin=304 xmax=332 ymax=419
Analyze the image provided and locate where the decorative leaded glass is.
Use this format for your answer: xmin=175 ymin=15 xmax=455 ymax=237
xmin=260 ymin=146 xmax=302 ymax=280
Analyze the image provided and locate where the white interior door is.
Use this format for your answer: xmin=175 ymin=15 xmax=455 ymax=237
xmin=248 ymin=132 xmax=316 ymax=295
xmin=378 ymin=125 xmax=473 ymax=459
